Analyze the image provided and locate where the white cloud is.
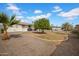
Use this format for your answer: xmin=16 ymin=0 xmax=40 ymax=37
xmin=58 ymin=8 xmax=79 ymax=20
xmin=21 ymin=11 xmax=27 ymax=14
xmin=7 ymin=4 xmax=21 ymax=15
xmin=46 ymin=13 xmax=52 ymax=17
xmin=16 ymin=16 xmax=30 ymax=23
xmin=7 ymin=4 xmax=19 ymax=11
xmin=52 ymin=6 xmax=62 ymax=12
xmin=16 ymin=16 xmax=24 ymax=19
xmin=26 ymin=13 xmax=52 ymax=21
xmin=34 ymin=10 xmax=42 ymax=14
xmin=6 ymin=4 xmax=27 ymax=23
xmin=20 ymin=19 xmax=28 ymax=23
xmin=6 ymin=4 xmax=27 ymax=15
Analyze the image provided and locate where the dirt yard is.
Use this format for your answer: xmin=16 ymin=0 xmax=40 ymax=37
xmin=0 ymin=32 xmax=79 ymax=56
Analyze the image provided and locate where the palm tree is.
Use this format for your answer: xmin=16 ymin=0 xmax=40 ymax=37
xmin=0 ymin=13 xmax=20 ymax=40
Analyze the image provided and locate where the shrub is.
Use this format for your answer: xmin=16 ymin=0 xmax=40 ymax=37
xmin=61 ymin=22 xmax=73 ymax=31
xmin=0 ymin=29 xmax=4 ymax=33
xmin=72 ymin=30 xmax=79 ymax=38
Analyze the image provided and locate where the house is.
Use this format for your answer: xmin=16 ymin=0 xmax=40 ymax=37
xmin=0 ymin=22 xmax=29 ymax=32
xmin=52 ymin=26 xmax=62 ymax=32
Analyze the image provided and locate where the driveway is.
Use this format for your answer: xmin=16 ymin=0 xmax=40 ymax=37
xmin=0 ymin=32 xmax=57 ymax=56
xmin=51 ymin=34 xmax=79 ymax=56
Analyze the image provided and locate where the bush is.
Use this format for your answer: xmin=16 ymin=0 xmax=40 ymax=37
xmin=72 ymin=30 xmax=79 ymax=34
xmin=0 ymin=29 xmax=4 ymax=33
xmin=72 ymin=30 xmax=79 ymax=38
xmin=61 ymin=22 xmax=73 ymax=31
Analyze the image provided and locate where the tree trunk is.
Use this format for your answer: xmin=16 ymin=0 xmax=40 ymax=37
xmin=2 ymin=24 xmax=9 ymax=40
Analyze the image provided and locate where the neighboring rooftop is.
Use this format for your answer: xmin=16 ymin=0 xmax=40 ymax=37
xmin=18 ymin=22 xmax=29 ymax=26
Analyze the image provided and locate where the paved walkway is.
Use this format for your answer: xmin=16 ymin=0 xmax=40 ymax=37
xmin=51 ymin=34 xmax=79 ymax=56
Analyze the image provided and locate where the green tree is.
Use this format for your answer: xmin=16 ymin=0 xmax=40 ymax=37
xmin=34 ymin=18 xmax=51 ymax=32
xmin=28 ymin=24 xmax=32 ymax=28
xmin=50 ymin=24 xmax=53 ymax=31
xmin=62 ymin=22 xmax=73 ymax=32
xmin=0 ymin=13 xmax=20 ymax=40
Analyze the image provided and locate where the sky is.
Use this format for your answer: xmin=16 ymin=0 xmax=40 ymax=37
xmin=0 ymin=3 xmax=79 ymax=26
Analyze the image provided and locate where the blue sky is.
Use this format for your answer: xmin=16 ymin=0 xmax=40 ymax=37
xmin=0 ymin=3 xmax=79 ymax=26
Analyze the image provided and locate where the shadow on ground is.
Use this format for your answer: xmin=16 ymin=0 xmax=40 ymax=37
xmin=50 ymin=33 xmax=79 ymax=56
xmin=10 ymin=34 xmax=22 ymax=38
xmin=33 ymin=32 xmax=46 ymax=34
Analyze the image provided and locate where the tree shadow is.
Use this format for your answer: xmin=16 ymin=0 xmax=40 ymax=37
xmin=50 ymin=33 xmax=79 ymax=56
xmin=33 ymin=32 xmax=46 ymax=34
xmin=0 ymin=34 xmax=2 ymax=39
xmin=10 ymin=34 xmax=22 ymax=38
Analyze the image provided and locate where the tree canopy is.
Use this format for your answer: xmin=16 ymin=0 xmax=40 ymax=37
xmin=0 ymin=12 xmax=20 ymax=40
xmin=34 ymin=18 xmax=51 ymax=32
xmin=61 ymin=22 xmax=73 ymax=31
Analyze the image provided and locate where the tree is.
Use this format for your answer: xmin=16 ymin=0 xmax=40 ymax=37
xmin=50 ymin=24 xmax=53 ymax=31
xmin=34 ymin=18 xmax=51 ymax=32
xmin=61 ymin=22 xmax=73 ymax=32
xmin=0 ymin=13 xmax=20 ymax=40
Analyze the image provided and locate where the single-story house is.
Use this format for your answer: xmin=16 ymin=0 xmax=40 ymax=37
xmin=0 ymin=22 xmax=29 ymax=32
xmin=52 ymin=26 xmax=62 ymax=32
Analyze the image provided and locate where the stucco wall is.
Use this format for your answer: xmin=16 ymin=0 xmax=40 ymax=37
xmin=7 ymin=25 xmax=28 ymax=32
